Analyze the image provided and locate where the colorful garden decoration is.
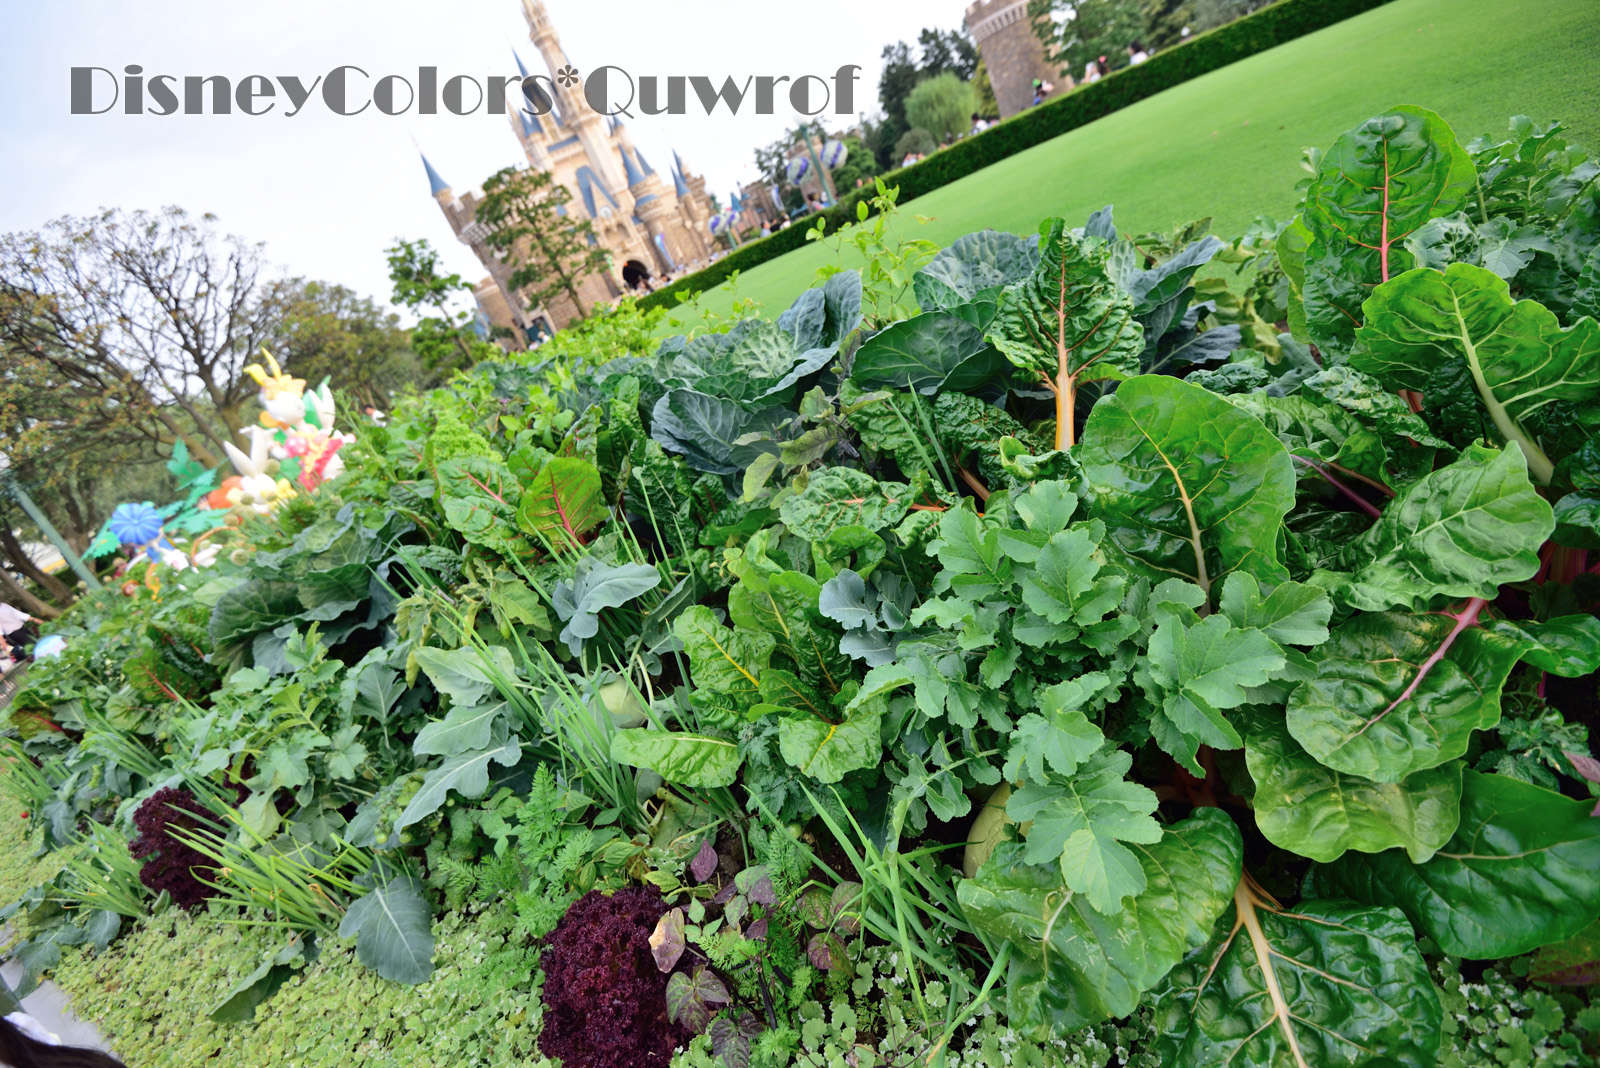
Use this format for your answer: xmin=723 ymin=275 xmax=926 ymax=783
xmin=226 ymin=351 xmax=355 ymax=510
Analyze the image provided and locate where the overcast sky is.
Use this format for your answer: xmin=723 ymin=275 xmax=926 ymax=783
xmin=0 ymin=1 xmax=967 ymax=316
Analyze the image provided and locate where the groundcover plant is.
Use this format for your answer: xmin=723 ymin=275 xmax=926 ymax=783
xmin=3 ymin=104 xmax=1599 ymax=1068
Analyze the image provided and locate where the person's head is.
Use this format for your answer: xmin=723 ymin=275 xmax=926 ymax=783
xmin=1097 ymin=56 xmax=1110 ymax=74
xmin=0 ymin=1016 xmax=130 ymax=1068
xmin=1129 ymin=40 xmax=1144 ymax=53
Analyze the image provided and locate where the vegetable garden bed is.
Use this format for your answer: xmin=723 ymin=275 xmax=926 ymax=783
xmin=4 ymin=104 xmax=1600 ymax=1068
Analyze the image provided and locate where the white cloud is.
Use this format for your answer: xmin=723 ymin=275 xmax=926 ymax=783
xmin=0 ymin=0 xmax=966 ymax=313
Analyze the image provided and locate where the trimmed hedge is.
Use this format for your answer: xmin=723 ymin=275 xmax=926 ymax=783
xmin=640 ymin=0 xmax=1397 ymax=311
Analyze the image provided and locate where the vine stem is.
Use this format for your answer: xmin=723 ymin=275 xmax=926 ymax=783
xmin=1376 ymin=597 xmax=1487 ymax=720
xmin=1292 ymin=456 xmax=1382 ymax=519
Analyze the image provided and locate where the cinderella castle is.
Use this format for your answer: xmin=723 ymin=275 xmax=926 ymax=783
xmin=420 ymin=0 xmax=716 ymax=340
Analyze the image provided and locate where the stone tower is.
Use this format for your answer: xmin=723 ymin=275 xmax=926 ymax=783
xmin=964 ymin=0 xmax=1069 ymax=119
xmin=421 ymin=1 xmax=715 ymax=339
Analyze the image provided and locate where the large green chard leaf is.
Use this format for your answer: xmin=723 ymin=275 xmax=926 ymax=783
xmin=672 ymin=605 xmax=774 ymax=712
xmin=1079 ymin=375 xmax=1296 ymax=602
xmin=436 ymin=457 xmax=526 ymax=556
xmin=516 ymin=456 xmax=606 ymax=543
xmin=956 ymin=808 xmax=1242 ymax=1038
xmin=1242 ymin=707 xmax=1463 ymax=863
xmin=1154 ymin=883 xmax=1442 ymax=1068
xmin=1005 ymin=748 xmax=1163 ymax=914
xmin=1286 ymin=605 xmax=1526 ymax=782
xmin=1312 ymin=770 xmax=1600 ymax=958
xmin=338 ymin=875 xmax=435 ymax=984
xmin=777 ymin=697 xmax=884 ymax=784
xmin=1354 ymin=262 xmax=1600 ymax=483
xmin=777 ymin=467 xmax=912 ymax=542
xmin=913 ymin=229 xmax=1039 ymax=314
xmin=987 ymin=218 xmax=1143 ymax=449
xmin=610 ymin=729 xmax=741 ymax=788
xmin=1317 ymin=444 xmax=1552 ymax=612
xmin=1296 ymin=106 xmax=1475 ymax=351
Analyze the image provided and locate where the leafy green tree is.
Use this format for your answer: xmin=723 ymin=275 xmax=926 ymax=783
xmin=475 ymin=166 xmax=611 ymax=325
xmin=269 ymin=280 xmax=422 ymax=408
xmin=384 ymin=238 xmax=499 ymax=377
xmin=828 ymin=137 xmax=882 ymax=194
xmin=905 ymin=73 xmax=979 ymax=144
xmin=1029 ymin=0 xmax=1147 ymax=78
xmin=972 ymin=57 xmax=999 ymax=119
xmin=894 ymin=128 xmax=938 ymax=162
xmin=915 ymin=27 xmax=980 ymax=80
xmin=0 ymin=206 xmax=297 ymax=468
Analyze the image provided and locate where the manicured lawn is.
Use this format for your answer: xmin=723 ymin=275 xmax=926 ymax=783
xmin=663 ymin=0 xmax=1600 ymax=328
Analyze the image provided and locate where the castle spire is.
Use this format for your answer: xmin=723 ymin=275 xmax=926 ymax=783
xmin=672 ymin=166 xmax=690 ymax=199
xmin=621 ymin=146 xmax=646 ymax=188
xmin=635 ymin=149 xmax=656 ymax=176
xmin=420 ymin=153 xmax=450 ymax=197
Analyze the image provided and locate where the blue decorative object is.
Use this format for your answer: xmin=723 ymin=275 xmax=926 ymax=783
xmin=107 ymin=502 xmax=164 ymax=546
xmin=821 ymin=139 xmax=848 ymax=169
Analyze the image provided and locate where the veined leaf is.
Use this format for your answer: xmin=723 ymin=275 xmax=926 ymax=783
xmin=1354 ymin=263 xmax=1600 ymax=483
xmin=673 ymin=605 xmax=773 ymax=711
xmin=777 ymin=467 xmax=912 ymax=542
xmin=988 ymin=218 xmax=1144 ymax=449
xmin=1080 ymin=375 xmax=1295 ymax=602
xmin=610 ymin=729 xmax=741 ymax=789
xmin=1286 ymin=605 xmax=1525 ymax=782
xmin=1155 ymin=879 xmax=1442 ymax=1068
xmin=338 ymin=875 xmax=435 ymax=985
xmin=777 ymin=700 xmax=884 ymax=784
xmin=956 ymin=808 xmax=1242 ymax=1037
xmin=913 ymin=228 xmax=1039 ymax=313
xmin=849 ymin=311 xmax=1004 ymax=395
xmin=435 ymin=457 xmax=525 ymax=555
xmin=1006 ymin=749 xmax=1163 ymax=914
xmin=516 ymin=456 xmax=605 ymax=543
xmin=412 ymin=700 xmax=510 ymax=758
xmin=1242 ymin=707 xmax=1463 ymax=864
xmin=1298 ymin=105 xmax=1475 ymax=351
xmin=1312 ymin=770 xmax=1600 ymax=958
xmin=395 ymin=720 xmax=521 ymax=832
xmin=1318 ymin=444 xmax=1552 ymax=612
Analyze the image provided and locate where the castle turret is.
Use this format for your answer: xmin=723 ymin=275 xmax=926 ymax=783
xmin=520 ymin=0 xmax=627 ymax=193
xmin=964 ymin=0 xmax=1071 ymax=119
xmin=421 ymin=153 xmax=452 ymax=202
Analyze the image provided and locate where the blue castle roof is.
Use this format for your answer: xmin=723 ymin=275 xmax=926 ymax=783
xmin=672 ymin=166 xmax=690 ymax=198
xmin=621 ymin=146 xmax=646 ymax=187
xmin=421 ymin=153 xmax=450 ymax=196
xmin=576 ymin=166 xmax=619 ymax=217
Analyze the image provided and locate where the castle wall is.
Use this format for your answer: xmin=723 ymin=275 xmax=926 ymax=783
xmin=965 ymin=0 xmax=1066 ymax=119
